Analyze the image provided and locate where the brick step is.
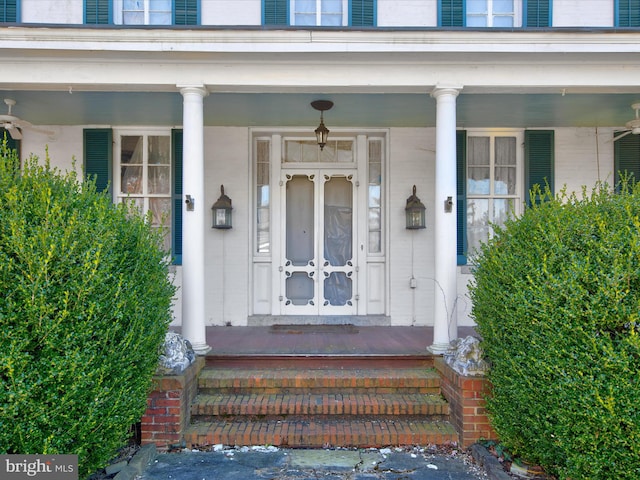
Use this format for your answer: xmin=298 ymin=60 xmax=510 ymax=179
xmin=206 ymin=355 xmax=434 ymax=369
xmin=198 ymin=367 xmax=441 ymax=395
xmin=191 ymin=392 xmax=449 ymax=418
xmin=184 ymin=417 xmax=458 ymax=449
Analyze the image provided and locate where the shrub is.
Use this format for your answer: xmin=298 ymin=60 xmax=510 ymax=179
xmin=469 ymin=183 xmax=640 ymax=480
xmin=0 ymin=139 xmax=175 ymax=478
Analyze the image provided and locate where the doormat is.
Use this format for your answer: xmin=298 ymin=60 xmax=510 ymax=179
xmin=270 ymin=324 xmax=359 ymax=334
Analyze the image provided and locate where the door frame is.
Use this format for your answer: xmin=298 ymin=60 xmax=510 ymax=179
xmin=279 ymin=168 xmax=358 ymax=315
xmin=249 ymin=130 xmax=390 ymax=319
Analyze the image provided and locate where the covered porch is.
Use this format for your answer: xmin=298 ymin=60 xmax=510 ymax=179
xmin=196 ymin=325 xmax=478 ymax=357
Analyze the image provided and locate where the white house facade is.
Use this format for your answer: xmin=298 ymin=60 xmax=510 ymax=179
xmin=3 ymin=0 xmax=640 ymax=353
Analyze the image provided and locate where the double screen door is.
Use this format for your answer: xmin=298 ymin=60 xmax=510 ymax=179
xmin=280 ymin=169 xmax=357 ymax=315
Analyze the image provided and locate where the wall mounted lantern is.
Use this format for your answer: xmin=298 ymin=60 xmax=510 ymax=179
xmin=405 ymin=185 xmax=426 ymax=229
xmin=211 ymin=185 xmax=233 ymax=229
xmin=311 ymin=100 xmax=333 ymax=150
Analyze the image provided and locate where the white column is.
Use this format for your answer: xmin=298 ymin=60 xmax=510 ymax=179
xmin=179 ymin=85 xmax=210 ymax=355
xmin=428 ymin=86 xmax=462 ymax=354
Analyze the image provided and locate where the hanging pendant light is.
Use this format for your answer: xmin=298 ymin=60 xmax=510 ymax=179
xmin=311 ymin=100 xmax=333 ymax=150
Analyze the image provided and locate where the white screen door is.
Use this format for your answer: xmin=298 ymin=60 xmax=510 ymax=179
xmin=281 ymin=170 xmax=357 ymax=315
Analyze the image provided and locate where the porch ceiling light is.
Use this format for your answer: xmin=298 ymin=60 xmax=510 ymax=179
xmin=405 ymin=185 xmax=426 ymax=230
xmin=311 ymin=100 xmax=333 ymax=150
xmin=211 ymin=185 xmax=233 ymax=229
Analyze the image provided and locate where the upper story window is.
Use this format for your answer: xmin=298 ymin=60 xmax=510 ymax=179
xmin=439 ymin=0 xmax=550 ymax=27
xmin=616 ymin=0 xmax=640 ymax=27
xmin=467 ymin=0 xmax=519 ymax=27
xmin=1 ymin=0 xmax=19 ymax=22
xmin=85 ymin=0 xmax=198 ymax=25
xmin=263 ymin=0 xmax=375 ymax=26
xmin=115 ymin=0 xmax=171 ymax=25
xmin=293 ymin=0 xmax=345 ymax=26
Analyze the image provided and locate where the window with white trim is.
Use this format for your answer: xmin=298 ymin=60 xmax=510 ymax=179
xmin=291 ymin=0 xmax=348 ymax=26
xmin=114 ymin=0 xmax=172 ymax=25
xmin=115 ymin=129 xmax=172 ymax=251
xmin=466 ymin=130 xmax=523 ymax=257
xmin=466 ymin=0 xmax=521 ymax=27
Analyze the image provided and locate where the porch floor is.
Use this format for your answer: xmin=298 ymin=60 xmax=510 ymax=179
xmin=179 ymin=326 xmax=478 ymax=356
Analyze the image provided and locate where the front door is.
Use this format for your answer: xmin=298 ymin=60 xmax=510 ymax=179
xmin=280 ymin=169 xmax=357 ymax=315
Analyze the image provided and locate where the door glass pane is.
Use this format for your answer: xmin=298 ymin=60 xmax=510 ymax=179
xmin=256 ymin=139 xmax=271 ymax=253
xmin=286 ymin=272 xmax=314 ymax=305
xmin=324 ymin=176 xmax=352 ymax=267
xmin=324 ymin=272 xmax=352 ymax=306
xmin=368 ymin=139 xmax=382 ymax=254
xmin=286 ymin=175 xmax=314 ymax=266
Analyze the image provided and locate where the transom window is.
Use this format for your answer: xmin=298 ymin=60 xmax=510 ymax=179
xmin=284 ymin=139 xmax=354 ymax=163
xmin=115 ymin=130 xmax=172 ymax=251
xmin=467 ymin=0 xmax=519 ymax=27
xmin=114 ymin=0 xmax=172 ymax=25
xmin=292 ymin=0 xmax=348 ymax=26
xmin=466 ymin=131 xmax=522 ymax=256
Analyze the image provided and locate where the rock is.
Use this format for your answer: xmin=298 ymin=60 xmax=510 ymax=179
xmin=157 ymin=331 xmax=196 ymax=375
xmin=443 ymin=336 xmax=490 ymax=376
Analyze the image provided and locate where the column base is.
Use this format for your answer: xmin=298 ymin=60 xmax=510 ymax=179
xmin=191 ymin=343 xmax=212 ymax=356
xmin=427 ymin=342 xmax=450 ymax=355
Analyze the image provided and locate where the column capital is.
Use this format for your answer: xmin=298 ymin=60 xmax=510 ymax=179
xmin=430 ymin=86 xmax=463 ymax=99
xmin=178 ymin=85 xmax=209 ymax=98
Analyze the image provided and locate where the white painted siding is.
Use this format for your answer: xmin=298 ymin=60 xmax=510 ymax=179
xmin=21 ymin=0 xmax=83 ymax=24
xmin=388 ymin=128 xmax=436 ymax=326
xmin=203 ymin=127 xmax=250 ymax=326
xmin=15 ymin=0 xmax=620 ymax=28
xmin=377 ymin=0 xmax=437 ymax=27
xmin=554 ymin=127 xmax=614 ymax=194
xmin=201 ymin=0 xmax=261 ymax=26
xmin=553 ymin=1 xmax=614 ymax=27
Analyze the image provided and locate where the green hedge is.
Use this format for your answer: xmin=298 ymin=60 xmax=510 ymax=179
xmin=470 ymin=183 xmax=640 ymax=479
xmin=0 ymin=140 xmax=175 ymax=478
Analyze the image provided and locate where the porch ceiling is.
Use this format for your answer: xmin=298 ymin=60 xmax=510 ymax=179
xmin=2 ymin=90 xmax=640 ymax=130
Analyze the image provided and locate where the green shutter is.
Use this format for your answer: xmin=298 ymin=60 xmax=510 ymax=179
xmin=83 ymin=128 xmax=112 ymax=195
xmin=84 ymin=0 xmax=109 ymax=24
xmin=440 ymin=0 xmax=464 ymax=27
xmin=2 ymin=129 xmax=20 ymax=172
xmin=456 ymin=130 xmax=467 ymax=265
xmin=172 ymin=129 xmax=183 ymax=265
xmin=614 ymin=133 xmax=640 ymax=187
xmin=525 ymin=130 xmax=554 ymax=205
xmin=351 ymin=0 xmax=374 ymax=26
xmin=263 ymin=0 xmax=288 ymax=25
xmin=2 ymin=129 xmax=20 ymax=155
xmin=524 ymin=0 xmax=551 ymax=27
xmin=617 ymin=0 xmax=640 ymax=27
xmin=174 ymin=0 xmax=198 ymax=25
xmin=1 ymin=0 xmax=17 ymax=22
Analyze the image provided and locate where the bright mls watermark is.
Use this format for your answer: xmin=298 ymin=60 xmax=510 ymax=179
xmin=1 ymin=455 xmax=78 ymax=480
